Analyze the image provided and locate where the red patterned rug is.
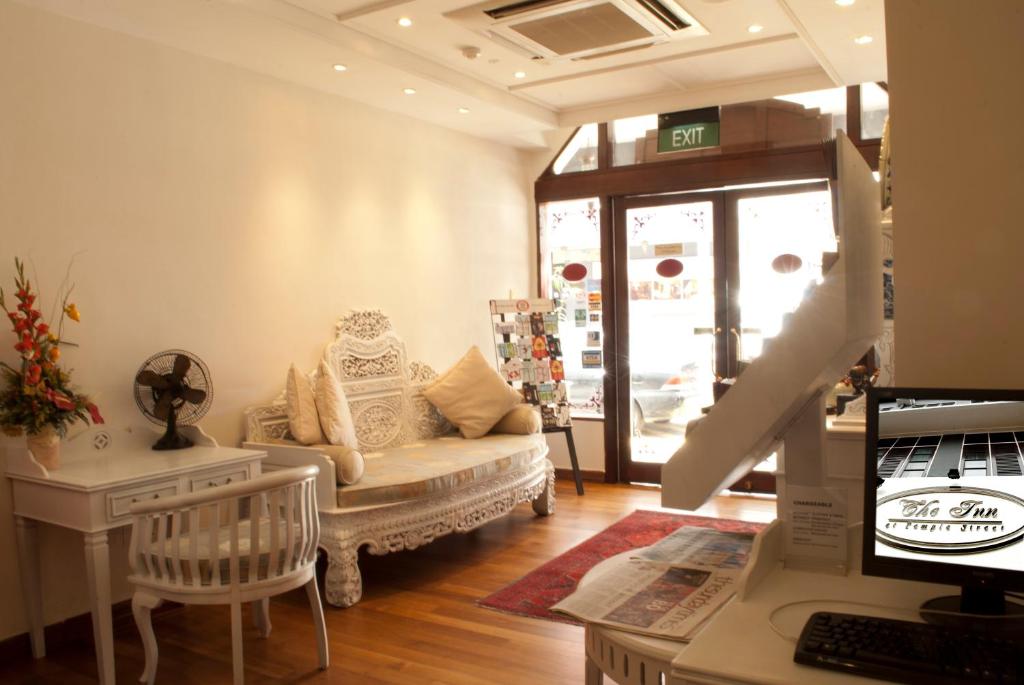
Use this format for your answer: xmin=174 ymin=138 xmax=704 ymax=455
xmin=477 ymin=509 xmax=766 ymax=625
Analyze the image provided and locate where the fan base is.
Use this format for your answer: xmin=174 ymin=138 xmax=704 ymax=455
xmin=152 ymin=432 xmax=194 ymax=451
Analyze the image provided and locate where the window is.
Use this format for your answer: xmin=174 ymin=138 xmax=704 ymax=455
xmin=539 ymin=198 xmax=604 ymax=417
xmin=611 ymin=114 xmax=658 ymax=167
xmin=876 ymin=435 xmax=940 ymax=478
xmin=775 ymin=86 xmax=848 ymax=138
xmin=860 ymin=83 xmax=889 ymax=140
xmin=552 ymin=124 xmax=599 ymax=174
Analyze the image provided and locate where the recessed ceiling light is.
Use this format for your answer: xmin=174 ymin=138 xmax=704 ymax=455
xmin=332 ymin=63 xmax=348 ymax=72
xmin=403 ymin=87 xmax=416 ymax=95
xmin=747 ymin=24 xmax=764 ymax=34
xmin=854 ymin=34 xmax=873 ymax=45
xmin=835 ymin=0 xmax=855 ymax=6
xmin=458 ymin=107 xmax=470 ymax=114
xmin=514 ymin=71 xmax=527 ymax=79
xmin=397 ymin=17 xmax=412 ymax=27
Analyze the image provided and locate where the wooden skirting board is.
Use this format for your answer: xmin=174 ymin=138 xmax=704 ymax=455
xmin=555 ymin=467 xmax=604 ymax=483
xmin=0 ymin=599 xmax=182 ymax=665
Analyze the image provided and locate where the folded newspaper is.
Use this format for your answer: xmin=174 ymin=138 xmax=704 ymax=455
xmin=552 ymin=527 xmax=755 ymax=641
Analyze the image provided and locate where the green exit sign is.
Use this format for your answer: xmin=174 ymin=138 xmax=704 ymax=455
xmin=657 ymin=107 xmax=721 ymax=153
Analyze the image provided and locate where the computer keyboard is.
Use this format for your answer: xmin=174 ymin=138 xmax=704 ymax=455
xmin=793 ymin=611 xmax=1023 ymax=684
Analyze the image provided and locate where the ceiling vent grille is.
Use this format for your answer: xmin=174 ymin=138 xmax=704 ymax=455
xmin=449 ymin=0 xmax=706 ymax=62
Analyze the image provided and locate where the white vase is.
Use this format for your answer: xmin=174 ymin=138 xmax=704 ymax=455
xmin=26 ymin=427 xmax=60 ymax=470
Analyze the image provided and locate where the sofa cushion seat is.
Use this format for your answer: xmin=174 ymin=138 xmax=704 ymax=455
xmin=336 ymin=433 xmax=547 ymax=508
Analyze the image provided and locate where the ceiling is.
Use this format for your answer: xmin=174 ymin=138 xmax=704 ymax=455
xmin=20 ymin=0 xmax=886 ymax=148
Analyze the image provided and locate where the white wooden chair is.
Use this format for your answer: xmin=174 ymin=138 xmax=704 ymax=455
xmin=128 ymin=465 xmax=328 ymax=685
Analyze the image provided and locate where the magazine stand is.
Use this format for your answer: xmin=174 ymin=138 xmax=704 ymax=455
xmin=489 ymin=299 xmax=584 ymax=495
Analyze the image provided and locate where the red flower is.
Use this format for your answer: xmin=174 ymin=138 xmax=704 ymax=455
xmin=27 ymin=309 xmax=41 ymax=322
xmin=14 ymin=332 xmax=34 ymax=353
xmin=47 ymin=389 xmax=76 ymax=411
xmin=16 ymin=288 xmax=27 ymax=299
xmin=23 ymin=294 xmax=35 ymax=307
xmin=7 ymin=312 xmax=18 ymax=322
xmin=14 ymin=319 xmax=29 ymax=333
xmin=36 ymin=322 xmax=49 ymax=335
xmin=26 ymin=364 xmax=42 ymax=385
xmin=87 ymin=403 xmax=105 ymax=425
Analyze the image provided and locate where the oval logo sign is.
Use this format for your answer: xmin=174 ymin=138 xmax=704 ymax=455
xmin=771 ymin=253 xmax=803 ymax=274
xmin=655 ymin=258 xmax=684 ymax=278
xmin=876 ymin=486 xmax=1024 ymax=554
xmin=561 ymin=262 xmax=588 ymax=282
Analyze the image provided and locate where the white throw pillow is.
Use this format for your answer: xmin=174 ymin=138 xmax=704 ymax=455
xmin=422 ymin=346 xmax=523 ymax=439
xmin=313 ymin=444 xmax=365 ymax=485
xmin=285 ymin=364 xmax=324 ymax=445
xmin=314 ymin=360 xmax=359 ymax=448
xmin=491 ymin=404 xmax=542 ymax=435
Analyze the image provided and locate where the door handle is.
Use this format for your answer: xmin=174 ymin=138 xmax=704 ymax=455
xmin=712 ymin=327 xmax=723 ymax=379
xmin=729 ymin=327 xmax=742 ymax=360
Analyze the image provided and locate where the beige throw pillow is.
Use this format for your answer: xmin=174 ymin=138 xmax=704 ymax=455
xmin=422 ymin=346 xmax=523 ymax=439
xmin=314 ymin=360 xmax=359 ymax=448
xmin=285 ymin=364 xmax=324 ymax=445
xmin=313 ymin=444 xmax=365 ymax=485
xmin=491 ymin=404 xmax=542 ymax=435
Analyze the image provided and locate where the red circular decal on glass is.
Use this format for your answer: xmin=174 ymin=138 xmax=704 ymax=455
xmin=561 ymin=262 xmax=588 ymax=282
xmin=655 ymin=259 xmax=684 ymax=278
xmin=771 ymin=254 xmax=803 ymax=274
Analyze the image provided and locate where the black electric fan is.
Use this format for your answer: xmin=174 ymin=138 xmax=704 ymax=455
xmin=134 ymin=350 xmax=213 ymax=450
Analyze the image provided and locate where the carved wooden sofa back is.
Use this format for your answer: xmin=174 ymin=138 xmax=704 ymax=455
xmin=246 ymin=311 xmax=451 ymax=450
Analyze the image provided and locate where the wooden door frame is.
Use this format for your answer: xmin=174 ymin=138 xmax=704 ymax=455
xmin=535 ymin=85 xmax=885 ymax=483
xmin=612 ymin=190 xmax=727 ymax=484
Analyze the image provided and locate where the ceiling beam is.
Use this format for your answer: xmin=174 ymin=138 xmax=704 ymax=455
xmin=509 ymin=34 xmax=804 ymax=92
xmin=775 ymin=0 xmax=843 ymax=86
xmin=557 ymin=68 xmax=834 ymax=128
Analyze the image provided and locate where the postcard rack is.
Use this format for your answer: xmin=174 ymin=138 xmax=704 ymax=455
xmin=489 ymin=298 xmax=584 ymax=495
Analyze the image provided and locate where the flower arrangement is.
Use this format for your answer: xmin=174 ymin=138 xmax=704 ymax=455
xmin=0 ymin=258 xmax=103 ymax=439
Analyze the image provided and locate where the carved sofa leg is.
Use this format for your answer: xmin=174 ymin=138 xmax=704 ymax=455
xmin=532 ymin=466 xmax=556 ymax=517
xmin=321 ymin=538 xmax=363 ymax=608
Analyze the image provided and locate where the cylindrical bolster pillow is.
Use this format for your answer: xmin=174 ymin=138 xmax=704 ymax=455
xmin=312 ymin=444 xmax=365 ymax=485
xmin=490 ymin=404 xmax=542 ymax=435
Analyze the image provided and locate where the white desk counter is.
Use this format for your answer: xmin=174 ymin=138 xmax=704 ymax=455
xmin=584 ymin=522 xmax=959 ymax=685
xmin=6 ymin=424 xmax=265 ymax=684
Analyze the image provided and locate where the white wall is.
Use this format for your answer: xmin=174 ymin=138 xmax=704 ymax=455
xmin=0 ymin=1 xmax=532 ymax=641
xmin=886 ymin=0 xmax=1024 ymax=388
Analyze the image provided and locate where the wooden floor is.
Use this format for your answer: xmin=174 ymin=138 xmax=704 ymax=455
xmin=4 ymin=480 xmax=776 ymax=685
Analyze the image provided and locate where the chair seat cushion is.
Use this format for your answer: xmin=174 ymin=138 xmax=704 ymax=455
xmin=142 ymin=518 xmax=304 ymax=586
xmin=336 ymin=433 xmax=546 ymax=508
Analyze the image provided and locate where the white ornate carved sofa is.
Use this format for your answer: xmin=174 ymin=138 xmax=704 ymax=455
xmin=243 ymin=311 xmax=555 ymax=607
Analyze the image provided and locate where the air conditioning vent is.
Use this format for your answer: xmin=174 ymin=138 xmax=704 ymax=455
xmin=634 ymin=0 xmax=689 ymax=31
xmin=448 ymin=0 xmax=707 ymax=62
xmin=485 ymin=0 xmax=565 ymax=20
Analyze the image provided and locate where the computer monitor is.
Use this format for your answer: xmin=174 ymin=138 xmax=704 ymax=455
xmin=862 ymin=387 xmax=1024 ymax=621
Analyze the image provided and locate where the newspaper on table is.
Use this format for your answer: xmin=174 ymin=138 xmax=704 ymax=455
xmin=552 ymin=527 xmax=756 ymax=642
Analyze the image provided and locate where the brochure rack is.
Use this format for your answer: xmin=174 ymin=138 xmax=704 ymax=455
xmin=489 ymin=298 xmax=584 ymax=495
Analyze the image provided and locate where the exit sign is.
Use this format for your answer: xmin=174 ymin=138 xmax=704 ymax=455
xmin=657 ymin=107 xmax=720 ymax=153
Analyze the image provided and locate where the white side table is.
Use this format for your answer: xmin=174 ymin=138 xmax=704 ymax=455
xmin=5 ymin=424 xmax=265 ymax=685
xmin=580 ymin=551 xmax=683 ymax=685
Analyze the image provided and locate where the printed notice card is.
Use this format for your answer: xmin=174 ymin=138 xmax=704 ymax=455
xmin=784 ymin=485 xmax=849 ymax=572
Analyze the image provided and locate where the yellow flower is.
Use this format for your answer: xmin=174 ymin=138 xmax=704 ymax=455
xmin=48 ymin=347 xmax=60 ymax=362
xmin=65 ymin=303 xmax=80 ymax=322
xmin=47 ymin=333 xmax=58 ymax=343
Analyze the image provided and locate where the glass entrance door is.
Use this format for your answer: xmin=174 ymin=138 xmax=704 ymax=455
xmin=730 ymin=184 xmax=834 ymax=367
xmin=615 ymin=194 xmax=726 ymax=483
xmin=722 ymin=183 xmax=834 ymax=490
xmin=612 ymin=182 xmax=834 ymax=485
